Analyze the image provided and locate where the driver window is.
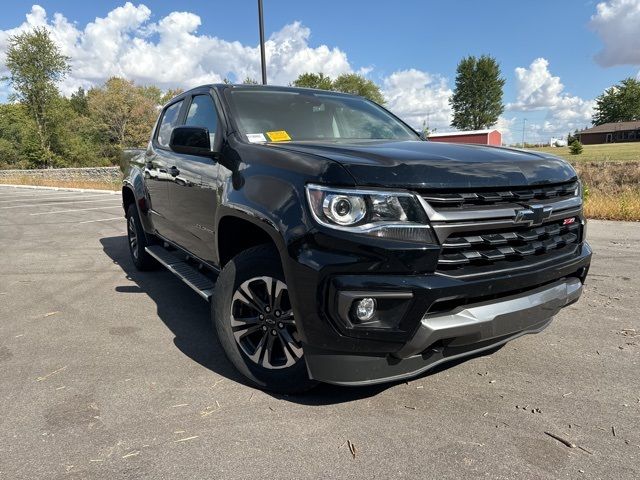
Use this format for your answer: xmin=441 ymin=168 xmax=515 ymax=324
xmin=185 ymin=94 xmax=218 ymax=149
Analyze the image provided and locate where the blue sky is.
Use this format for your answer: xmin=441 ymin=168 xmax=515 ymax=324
xmin=1 ymin=1 xmax=639 ymax=143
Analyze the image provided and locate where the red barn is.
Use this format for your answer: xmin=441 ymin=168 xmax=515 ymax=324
xmin=428 ymin=129 xmax=502 ymax=146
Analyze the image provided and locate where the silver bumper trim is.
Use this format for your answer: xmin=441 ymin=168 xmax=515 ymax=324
xmin=397 ymin=277 xmax=583 ymax=358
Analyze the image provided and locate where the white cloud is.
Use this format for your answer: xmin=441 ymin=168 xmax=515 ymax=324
xmin=494 ymin=116 xmax=518 ymax=145
xmin=0 ymin=4 xmax=454 ymax=130
xmin=265 ymin=22 xmax=351 ymax=85
xmin=508 ymin=58 xmax=595 ymax=141
xmin=0 ymin=4 xmax=599 ymax=146
xmin=590 ymin=0 xmax=640 ymax=68
xmin=0 ymin=4 xmax=352 ymax=95
xmin=510 ymin=58 xmax=565 ymax=111
xmin=382 ymin=68 xmax=452 ymax=132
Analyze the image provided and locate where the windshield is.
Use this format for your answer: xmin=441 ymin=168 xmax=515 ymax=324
xmin=225 ymin=88 xmax=419 ymax=143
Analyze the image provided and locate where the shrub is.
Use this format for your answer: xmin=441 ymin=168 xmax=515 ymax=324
xmin=569 ymin=140 xmax=583 ymax=155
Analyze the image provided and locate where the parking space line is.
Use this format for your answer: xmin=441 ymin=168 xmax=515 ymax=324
xmin=0 ymin=194 xmax=111 ymax=204
xmin=0 ymin=191 xmax=60 ymax=197
xmin=30 ymin=205 xmax=122 ymax=216
xmin=0 ymin=186 xmax=101 ymax=193
xmin=1 ymin=198 xmax=120 ymax=210
xmin=75 ymin=217 xmax=123 ymax=224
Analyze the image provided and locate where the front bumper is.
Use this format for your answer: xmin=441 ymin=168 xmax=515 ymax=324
xmin=305 ymin=276 xmax=583 ymax=386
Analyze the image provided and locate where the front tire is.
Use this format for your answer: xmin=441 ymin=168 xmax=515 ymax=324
xmin=126 ymin=203 xmax=156 ymax=271
xmin=211 ymin=245 xmax=317 ymax=394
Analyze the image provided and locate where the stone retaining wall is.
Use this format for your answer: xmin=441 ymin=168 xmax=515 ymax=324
xmin=0 ymin=167 xmax=121 ymax=182
xmin=0 ymin=163 xmax=637 ymax=193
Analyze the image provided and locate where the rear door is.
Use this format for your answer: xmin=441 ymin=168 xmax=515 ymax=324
xmin=167 ymin=91 xmax=221 ymax=263
xmin=145 ymin=99 xmax=185 ymax=237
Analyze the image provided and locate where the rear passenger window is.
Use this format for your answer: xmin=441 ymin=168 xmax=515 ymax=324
xmin=185 ymin=95 xmax=218 ymax=148
xmin=156 ymin=101 xmax=183 ymax=148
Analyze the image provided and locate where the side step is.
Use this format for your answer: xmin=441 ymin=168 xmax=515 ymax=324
xmin=145 ymin=245 xmax=215 ymax=301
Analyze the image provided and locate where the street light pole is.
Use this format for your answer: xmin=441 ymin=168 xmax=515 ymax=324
xmin=522 ymin=118 xmax=527 ymax=148
xmin=258 ymin=0 xmax=267 ymax=85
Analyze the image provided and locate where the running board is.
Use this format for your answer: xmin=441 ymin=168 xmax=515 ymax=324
xmin=145 ymin=245 xmax=215 ymax=300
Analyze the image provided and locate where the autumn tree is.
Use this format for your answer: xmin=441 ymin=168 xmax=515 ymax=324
xmin=87 ymin=77 xmax=158 ymax=150
xmin=160 ymin=88 xmax=184 ymax=105
xmin=3 ymin=27 xmax=70 ymax=167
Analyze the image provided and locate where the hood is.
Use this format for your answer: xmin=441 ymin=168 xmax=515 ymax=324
xmin=269 ymin=140 xmax=577 ymax=189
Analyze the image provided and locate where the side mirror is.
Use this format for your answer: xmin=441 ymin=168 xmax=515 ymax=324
xmin=169 ymin=126 xmax=214 ymax=157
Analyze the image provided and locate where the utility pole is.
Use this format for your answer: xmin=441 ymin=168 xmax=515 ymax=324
xmin=258 ymin=0 xmax=267 ymax=85
xmin=521 ymin=118 xmax=527 ymax=148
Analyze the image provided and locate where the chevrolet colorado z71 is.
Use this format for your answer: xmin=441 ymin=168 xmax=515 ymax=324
xmin=121 ymin=84 xmax=591 ymax=393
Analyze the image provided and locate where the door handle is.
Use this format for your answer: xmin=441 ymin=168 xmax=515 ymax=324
xmin=169 ymin=166 xmax=180 ymax=177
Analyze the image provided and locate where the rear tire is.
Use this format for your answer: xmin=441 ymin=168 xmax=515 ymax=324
xmin=126 ymin=203 xmax=156 ymax=271
xmin=211 ymin=244 xmax=317 ymax=394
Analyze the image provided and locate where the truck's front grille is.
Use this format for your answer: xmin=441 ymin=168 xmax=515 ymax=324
xmin=437 ymin=218 xmax=582 ymax=274
xmin=422 ymin=181 xmax=578 ymax=209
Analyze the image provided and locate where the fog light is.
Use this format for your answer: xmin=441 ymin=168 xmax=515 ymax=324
xmin=355 ymin=298 xmax=376 ymax=322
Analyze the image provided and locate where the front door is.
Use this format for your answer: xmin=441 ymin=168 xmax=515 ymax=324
xmin=167 ymin=93 xmax=221 ymax=264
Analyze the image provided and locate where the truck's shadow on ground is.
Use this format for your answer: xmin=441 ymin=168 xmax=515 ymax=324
xmin=101 ymin=235 xmax=403 ymax=405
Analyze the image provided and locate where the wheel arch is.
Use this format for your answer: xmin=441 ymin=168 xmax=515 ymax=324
xmin=122 ymin=182 xmax=154 ymax=243
xmin=122 ymin=184 xmax=136 ymax=215
xmin=216 ymin=209 xmax=286 ymax=268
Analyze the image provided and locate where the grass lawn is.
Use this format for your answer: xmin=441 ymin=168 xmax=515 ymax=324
xmin=527 ymin=142 xmax=639 ymax=163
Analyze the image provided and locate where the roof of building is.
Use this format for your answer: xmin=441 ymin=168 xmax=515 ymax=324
xmin=428 ymin=129 xmax=500 ymax=138
xmin=578 ymin=121 xmax=640 ymax=134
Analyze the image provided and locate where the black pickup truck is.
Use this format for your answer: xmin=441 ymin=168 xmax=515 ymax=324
xmin=121 ymin=84 xmax=591 ymax=393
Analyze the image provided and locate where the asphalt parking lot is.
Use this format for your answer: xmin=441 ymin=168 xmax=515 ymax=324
xmin=0 ymin=184 xmax=638 ymax=479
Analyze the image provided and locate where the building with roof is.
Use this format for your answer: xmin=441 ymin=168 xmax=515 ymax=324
xmin=577 ymin=121 xmax=640 ymax=145
xmin=427 ymin=129 xmax=502 ymax=146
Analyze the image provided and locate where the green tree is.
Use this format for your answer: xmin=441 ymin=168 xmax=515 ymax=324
xmin=332 ymin=73 xmax=385 ymax=104
xmin=450 ymin=55 xmax=505 ymax=131
xmin=291 ymin=72 xmax=385 ymax=103
xmin=567 ymin=129 xmax=579 ymax=145
xmin=242 ymin=77 xmax=259 ymax=85
xmin=3 ymin=27 xmax=70 ymax=167
xmin=69 ymin=87 xmax=88 ymax=115
xmin=0 ymin=103 xmax=42 ymax=168
xmin=292 ymin=72 xmax=334 ymax=90
xmin=592 ymin=78 xmax=640 ymax=126
xmin=47 ymin=96 xmax=106 ymax=167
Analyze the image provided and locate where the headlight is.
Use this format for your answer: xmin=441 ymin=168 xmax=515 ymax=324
xmin=322 ymin=194 xmax=367 ymax=225
xmin=576 ymin=180 xmax=584 ymax=200
xmin=305 ymin=184 xmax=435 ymax=243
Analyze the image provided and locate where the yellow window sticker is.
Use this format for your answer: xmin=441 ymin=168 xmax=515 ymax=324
xmin=265 ymin=130 xmax=291 ymax=142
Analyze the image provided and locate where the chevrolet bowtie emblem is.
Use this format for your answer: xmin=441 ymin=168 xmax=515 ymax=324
xmin=514 ymin=205 xmax=553 ymax=226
